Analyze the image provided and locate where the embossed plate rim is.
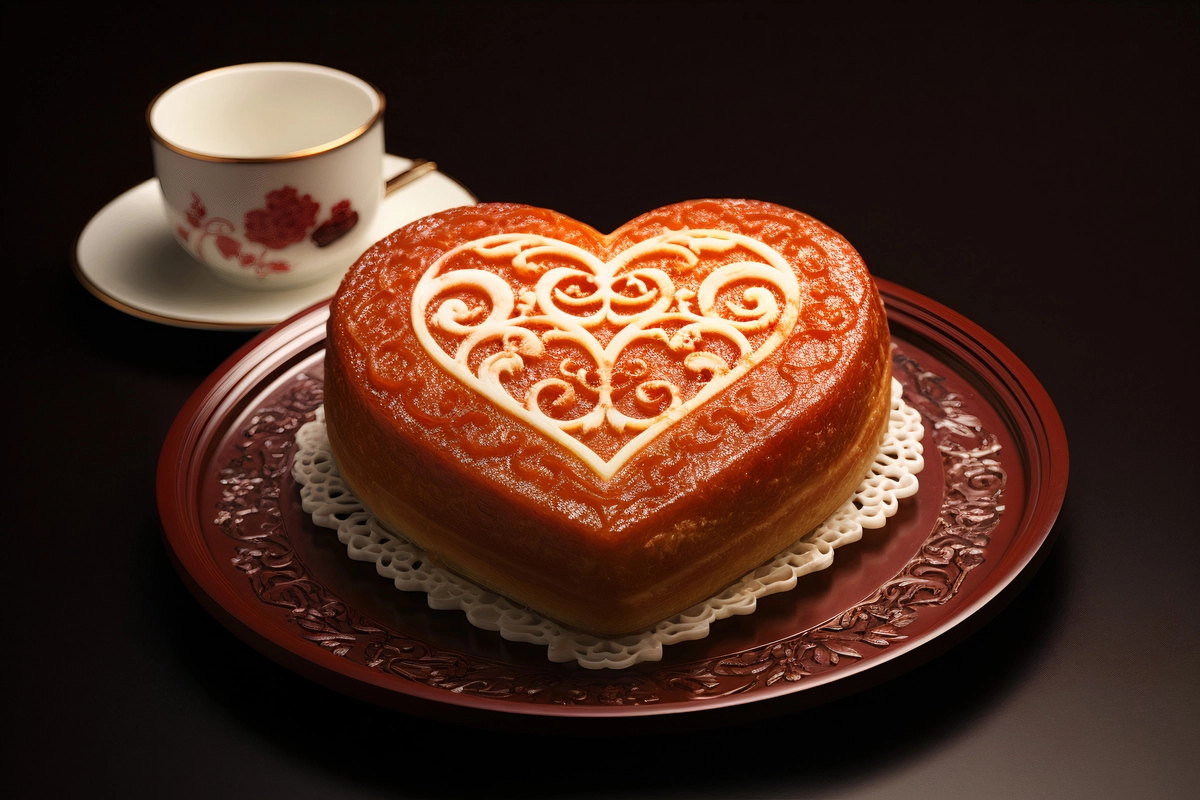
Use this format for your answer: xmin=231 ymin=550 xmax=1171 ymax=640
xmin=157 ymin=278 xmax=1067 ymax=728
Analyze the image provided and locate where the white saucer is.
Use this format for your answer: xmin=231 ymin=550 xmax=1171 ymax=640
xmin=73 ymin=155 xmax=477 ymax=330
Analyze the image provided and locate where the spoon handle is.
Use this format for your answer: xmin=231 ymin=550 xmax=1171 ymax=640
xmin=385 ymin=158 xmax=439 ymax=195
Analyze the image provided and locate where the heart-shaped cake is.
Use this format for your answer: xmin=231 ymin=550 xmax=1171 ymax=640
xmin=325 ymin=200 xmax=891 ymax=636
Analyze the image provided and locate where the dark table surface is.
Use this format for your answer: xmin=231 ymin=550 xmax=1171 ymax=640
xmin=10 ymin=3 xmax=1197 ymax=798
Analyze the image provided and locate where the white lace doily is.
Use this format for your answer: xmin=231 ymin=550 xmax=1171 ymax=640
xmin=292 ymin=378 xmax=924 ymax=669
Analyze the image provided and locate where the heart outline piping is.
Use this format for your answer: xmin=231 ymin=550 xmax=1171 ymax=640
xmin=411 ymin=229 xmax=802 ymax=480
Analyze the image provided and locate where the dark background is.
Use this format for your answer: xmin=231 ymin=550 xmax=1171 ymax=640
xmin=9 ymin=2 xmax=1197 ymax=797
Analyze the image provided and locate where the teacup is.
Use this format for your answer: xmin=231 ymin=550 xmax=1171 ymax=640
xmin=149 ymin=62 xmax=388 ymax=290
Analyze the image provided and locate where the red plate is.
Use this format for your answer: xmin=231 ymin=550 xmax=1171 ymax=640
xmin=157 ymin=279 xmax=1067 ymax=732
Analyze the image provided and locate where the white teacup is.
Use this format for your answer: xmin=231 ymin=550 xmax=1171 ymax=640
xmin=149 ymin=62 xmax=387 ymax=290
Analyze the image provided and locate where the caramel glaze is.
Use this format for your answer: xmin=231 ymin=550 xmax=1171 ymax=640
xmin=325 ymin=200 xmax=891 ymax=636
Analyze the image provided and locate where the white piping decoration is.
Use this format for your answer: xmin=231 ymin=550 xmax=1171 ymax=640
xmin=410 ymin=230 xmax=801 ymax=480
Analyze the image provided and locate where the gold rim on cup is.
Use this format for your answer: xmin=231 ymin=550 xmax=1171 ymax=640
xmin=146 ymin=62 xmax=386 ymax=163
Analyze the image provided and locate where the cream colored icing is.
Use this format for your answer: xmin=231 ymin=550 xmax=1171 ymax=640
xmin=411 ymin=230 xmax=801 ymax=480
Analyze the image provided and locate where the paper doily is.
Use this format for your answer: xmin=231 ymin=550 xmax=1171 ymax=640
xmin=292 ymin=378 xmax=924 ymax=669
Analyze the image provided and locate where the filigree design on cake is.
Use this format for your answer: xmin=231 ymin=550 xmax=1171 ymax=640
xmin=215 ymin=347 xmax=1002 ymax=704
xmin=344 ymin=203 xmax=864 ymax=535
xmin=411 ymin=230 xmax=801 ymax=479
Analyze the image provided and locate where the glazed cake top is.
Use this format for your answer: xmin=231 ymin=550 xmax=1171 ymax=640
xmin=330 ymin=200 xmax=887 ymax=535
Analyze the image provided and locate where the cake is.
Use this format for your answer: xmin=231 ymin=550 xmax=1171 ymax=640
xmin=324 ymin=200 xmax=892 ymax=636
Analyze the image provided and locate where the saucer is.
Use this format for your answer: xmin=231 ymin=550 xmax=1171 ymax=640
xmin=72 ymin=155 xmax=477 ymax=330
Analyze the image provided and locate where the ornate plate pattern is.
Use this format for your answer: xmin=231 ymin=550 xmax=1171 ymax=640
xmin=158 ymin=280 xmax=1067 ymax=727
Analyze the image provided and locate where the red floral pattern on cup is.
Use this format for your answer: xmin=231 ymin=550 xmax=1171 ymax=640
xmin=244 ymin=188 xmax=319 ymax=250
xmin=311 ymin=200 xmax=359 ymax=247
xmin=186 ymin=194 xmax=206 ymax=228
xmin=178 ymin=187 xmax=359 ymax=278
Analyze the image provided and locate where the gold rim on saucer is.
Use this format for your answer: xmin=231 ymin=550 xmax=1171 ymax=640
xmin=69 ymin=247 xmax=276 ymax=330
